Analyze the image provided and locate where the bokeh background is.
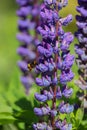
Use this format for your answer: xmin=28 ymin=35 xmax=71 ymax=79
xmin=0 ymin=0 xmax=17 ymax=84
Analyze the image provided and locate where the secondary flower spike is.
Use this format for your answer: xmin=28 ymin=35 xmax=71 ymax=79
xmin=33 ymin=0 xmax=74 ymax=130
xmin=75 ymin=0 xmax=87 ymax=90
xmin=16 ymin=0 xmax=40 ymax=94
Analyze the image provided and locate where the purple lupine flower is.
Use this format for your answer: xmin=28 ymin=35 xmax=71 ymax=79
xmin=58 ymin=0 xmax=68 ymax=10
xmin=60 ymin=70 xmax=74 ymax=84
xmin=50 ymin=109 xmax=57 ymax=117
xmin=44 ymin=0 xmax=56 ymax=5
xmin=33 ymin=122 xmax=47 ymax=130
xmin=34 ymin=106 xmax=50 ymax=116
xmin=62 ymin=86 xmax=73 ymax=98
xmin=16 ymin=33 xmax=33 ymax=45
xmin=35 ymin=93 xmax=48 ymax=102
xmin=55 ymin=120 xmax=72 ymax=130
xmin=20 ymin=76 xmax=34 ymax=94
xmin=56 ymin=87 xmax=62 ymax=99
xmin=35 ymin=89 xmax=53 ymax=102
xmin=36 ymin=76 xmax=51 ymax=87
xmin=38 ymin=45 xmax=53 ymax=57
xmin=58 ymin=52 xmax=74 ymax=70
xmin=33 ymin=122 xmax=53 ymax=130
xmin=59 ymin=15 xmax=73 ymax=26
xmin=60 ymin=32 xmax=74 ymax=51
xmin=75 ymin=44 xmax=84 ymax=56
xmin=18 ymin=61 xmax=28 ymax=72
xmin=16 ymin=0 xmax=40 ymax=94
xmin=34 ymin=0 xmax=74 ymax=129
xmin=36 ymin=63 xmax=48 ymax=73
xmin=46 ymin=125 xmax=52 ymax=130
xmin=76 ymin=6 xmax=87 ymax=17
xmin=75 ymin=0 xmax=87 ymax=91
xmin=58 ymin=102 xmax=74 ymax=114
xmin=17 ymin=47 xmax=36 ymax=60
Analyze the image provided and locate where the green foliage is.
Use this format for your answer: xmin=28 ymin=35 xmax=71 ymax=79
xmin=0 ymin=104 xmax=16 ymax=125
xmin=0 ymin=124 xmax=18 ymax=130
xmin=0 ymin=67 xmax=39 ymax=129
xmin=76 ymin=108 xmax=83 ymax=122
xmin=70 ymin=108 xmax=87 ymax=130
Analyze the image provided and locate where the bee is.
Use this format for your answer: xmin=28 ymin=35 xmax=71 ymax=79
xmin=27 ymin=60 xmax=37 ymax=71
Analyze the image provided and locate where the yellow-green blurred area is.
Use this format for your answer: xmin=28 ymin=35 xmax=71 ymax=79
xmin=0 ymin=0 xmax=17 ymax=84
xmin=0 ymin=0 xmax=78 ymax=84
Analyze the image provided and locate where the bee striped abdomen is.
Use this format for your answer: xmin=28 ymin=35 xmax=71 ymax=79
xmin=27 ymin=60 xmax=37 ymax=71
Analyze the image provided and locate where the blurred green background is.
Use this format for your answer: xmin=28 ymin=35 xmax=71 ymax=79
xmin=0 ymin=0 xmax=17 ymax=85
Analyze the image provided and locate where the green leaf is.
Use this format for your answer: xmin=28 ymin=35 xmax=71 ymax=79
xmin=0 ymin=115 xmax=16 ymax=125
xmin=70 ymin=113 xmax=75 ymax=118
xmin=0 ymin=104 xmax=13 ymax=114
xmin=4 ymin=68 xmax=26 ymax=111
xmin=0 ymin=68 xmax=39 ymax=126
xmin=0 ymin=104 xmax=16 ymax=125
xmin=76 ymin=108 xmax=83 ymax=121
xmin=14 ymin=108 xmax=38 ymax=124
xmin=59 ymin=113 xmax=66 ymax=120
xmin=81 ymin=120 xmax=87 ymax=127
xmin=3 ymin=124 xmax=18 ymax=130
